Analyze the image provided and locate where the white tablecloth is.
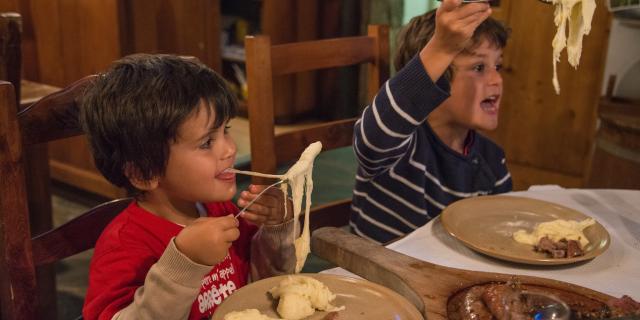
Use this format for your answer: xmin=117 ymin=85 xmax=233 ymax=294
xmin=323 ymin=187 xmax=640 ymax=300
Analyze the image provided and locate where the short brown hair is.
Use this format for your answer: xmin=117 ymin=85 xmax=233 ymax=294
xmin=394 ymin=9 xmax=510 ymax=78
xmin=81 ymin=54 xmax=237 ymax=195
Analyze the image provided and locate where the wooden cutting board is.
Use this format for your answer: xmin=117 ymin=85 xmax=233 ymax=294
xmin=311 ymin=227 xmax=614 ymax=320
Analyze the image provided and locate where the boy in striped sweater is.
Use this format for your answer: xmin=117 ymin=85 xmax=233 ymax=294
xmin=351 ymin=0 xmax=513 ymax=243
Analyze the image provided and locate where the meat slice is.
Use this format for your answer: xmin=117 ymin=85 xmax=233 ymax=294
xmin=607 ymin=295 xmax=640 ymax=317
xmin=566 ymin=240 xmax=583 ymax=257
xmin=536 ymin=236 xmax=557 ymax=252
xmin=481 ymin=284 xmax=529 ymax=320
xmin=535 ymin=236 xmax=585 ymax=258
xmin=447 ymin=285 xmax=493 ymax=320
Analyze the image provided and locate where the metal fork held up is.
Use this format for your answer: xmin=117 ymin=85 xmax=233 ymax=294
xmin=234 ymin=179 xmax=286 ymax=218
xmin=436 ymin=0 xmax=552 ymax=4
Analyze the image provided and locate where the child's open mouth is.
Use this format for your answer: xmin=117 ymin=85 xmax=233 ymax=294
xmin=480 ymin=95 xmax=499 ymax=114
xmin=216 ymin=168 xmax=236 ymax=181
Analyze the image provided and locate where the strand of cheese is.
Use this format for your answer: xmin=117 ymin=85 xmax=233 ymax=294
xmin=284 ymin=142 xmax=322 ymax=272
xmin=551 ymin=0 xmax=596 ymax=94
xmin=230 ymin=141 xmax=323 ymax=273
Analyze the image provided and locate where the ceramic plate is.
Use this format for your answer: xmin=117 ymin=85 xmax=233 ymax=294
xmin=211 ymin=273 xmax=423 ymax=320
xmin=440 ymin=195 xmax=610 ymax=265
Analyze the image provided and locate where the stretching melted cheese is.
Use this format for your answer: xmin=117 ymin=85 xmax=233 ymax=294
xmin=551 ymin=0 xmax=596 ymax=94
xmin=231 ymin=141 xmax=323 ymax=273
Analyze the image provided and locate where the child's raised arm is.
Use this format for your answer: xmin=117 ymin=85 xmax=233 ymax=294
xmin=420 ymin=0 xmax=491 ymax=82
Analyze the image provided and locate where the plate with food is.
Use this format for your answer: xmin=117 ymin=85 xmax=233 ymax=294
xmin=440 ymin=195 xmax=610 ymax=265
xmin=211 ymin=273 xmax=422 ymax=320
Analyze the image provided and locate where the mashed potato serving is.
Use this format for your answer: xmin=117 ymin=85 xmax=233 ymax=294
xmin=513 ymin=218 xmax=595 ymax=247
xmin=223 ymin=275 xmax=344 ymax=320
xmin=269 ymin=276 xmax=345 ymax=320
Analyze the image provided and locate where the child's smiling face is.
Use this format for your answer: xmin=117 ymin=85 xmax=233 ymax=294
xmin=441 ymin=39 xmax=504 ymax=132
xmin=158 ymin=100 xmax=237 ymax=205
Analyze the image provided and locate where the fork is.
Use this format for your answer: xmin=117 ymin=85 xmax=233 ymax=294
xmin=441 ymin=0 xmax=552 ymax=3
xmin=234 ymin=179 xmax=286 ymax=218
xmin=437 ymin=0 xmax=492 ymax=3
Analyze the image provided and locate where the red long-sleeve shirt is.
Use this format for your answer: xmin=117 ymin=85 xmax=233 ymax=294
xmin=83 ymin=201 xmax=258 ymax=320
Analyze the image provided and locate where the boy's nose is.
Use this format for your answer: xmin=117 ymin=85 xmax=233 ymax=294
xmin=488 ymin=69 xmax=503 ymax=86
xmin=222 ymin=136 xmax=237 ymax=160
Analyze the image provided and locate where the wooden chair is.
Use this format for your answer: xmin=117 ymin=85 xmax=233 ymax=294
xmin=244 ymin=25 xmax=389 ymax=231
xmin=0 ymin=78 xmax=133 ymax=320
xmin=1 ymin=11 xmax=66 ymax=317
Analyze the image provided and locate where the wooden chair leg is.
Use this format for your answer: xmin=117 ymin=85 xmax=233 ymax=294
xmin=25 ymin=145 xmax=58 ymax=318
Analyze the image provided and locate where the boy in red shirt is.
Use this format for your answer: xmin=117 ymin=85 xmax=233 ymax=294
xmin=80 ymin=54 xmax=296 ymax=319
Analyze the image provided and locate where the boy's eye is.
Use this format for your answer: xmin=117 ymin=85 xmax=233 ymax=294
xmin=224 ymin=125 xmax=231 ymax=134
xmin=496 ymin=64 xmax=503 ymax=72
xmin=200 ymin=137 xmax=213 ymax=149
xmin=473 ymin=64 xmax=485 ymax=72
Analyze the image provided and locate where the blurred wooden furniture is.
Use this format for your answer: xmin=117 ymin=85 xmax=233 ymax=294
xmin=5 ymin=0 xmax=356 ymax=198
xmin=482 ymin=0 xmax=612 ymax=190
xmin=2 ymin=0 xmax=222 ymax=199
xmin=1 ymin=12 xmax=63 ymax=318
xmin=244 ymin=25 xmax=389 ymax=230
xmin=0 ymin=12 xmax=20 ymax=99
xmin=585 ymin=92 xmax=640 ymax=189
xmin=0 ymin=78 xmax=133 ymax=320
xmin=0 ymin=12 xmax=60 ymax=108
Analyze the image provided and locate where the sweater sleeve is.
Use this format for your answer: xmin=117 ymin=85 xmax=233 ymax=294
xmin=353 ymin=55 xmax=450 ymax=179
xmin=111 ymin=239 xmax=212 ymax=320
xmin=249 ymin=218 xmax=298 ymax=280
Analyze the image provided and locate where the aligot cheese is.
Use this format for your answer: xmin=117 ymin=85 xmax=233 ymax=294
xmin=551 ymin=0 xmax=596 ymax=94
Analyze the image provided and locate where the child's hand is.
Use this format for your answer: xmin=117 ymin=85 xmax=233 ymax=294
xmin=237 ymin=184 xmax=292 ymax=226
xmin=433 ymin=0 xmax=492 ymax=55
xmin=419 ymin=0 xmax=492 ymax=81
xmin=175 ymin=215 xmax=240 ymax=266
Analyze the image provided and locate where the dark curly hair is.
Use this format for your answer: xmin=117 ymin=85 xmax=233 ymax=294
xmin=80 ymin=54 xmax=237 ymax=195
xmin=394 ymin=9 xmax=510 ymax=79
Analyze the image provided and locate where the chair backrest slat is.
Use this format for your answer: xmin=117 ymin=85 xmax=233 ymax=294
xmin=32 ymin=198 xmax=132 ymax=266
xmin=273 ymin=118 xmax=356 ymax=165
xmin=18 ymin=76 xmax=95 ymax=146
xmin=270 ymin=36 xmax=375 ymax=76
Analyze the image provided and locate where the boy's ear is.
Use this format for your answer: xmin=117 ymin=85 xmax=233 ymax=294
xmin=124 ymin=163 xmax=159 ymax=191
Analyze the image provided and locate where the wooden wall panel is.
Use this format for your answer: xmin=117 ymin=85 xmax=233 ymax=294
xmin=0 ymin=0 xmax=20 ymax=11
xmin=27 ymin=0 xmax=127 ymax=198
xmin=122 ymin=0 xmax=222 ymax=71
xmin=261 ymin=0 xmax=319 ymax=123
xmin=490 ymin=0 xmax=511 ymax=22
xmin=29 ymin=0 xmax=122 ymax=87
xmin=485 ymin=0 xmax=612 ymax=188
xmin=21 ymin=0 xmax=222 ymax=199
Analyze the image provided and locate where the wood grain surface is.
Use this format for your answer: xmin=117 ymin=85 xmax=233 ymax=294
xmin=311 ymin=227 xmax=613 ymax=320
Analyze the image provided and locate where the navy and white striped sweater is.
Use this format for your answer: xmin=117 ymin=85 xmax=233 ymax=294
xmin=350 ymin=56 xmax=512 ymax=244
